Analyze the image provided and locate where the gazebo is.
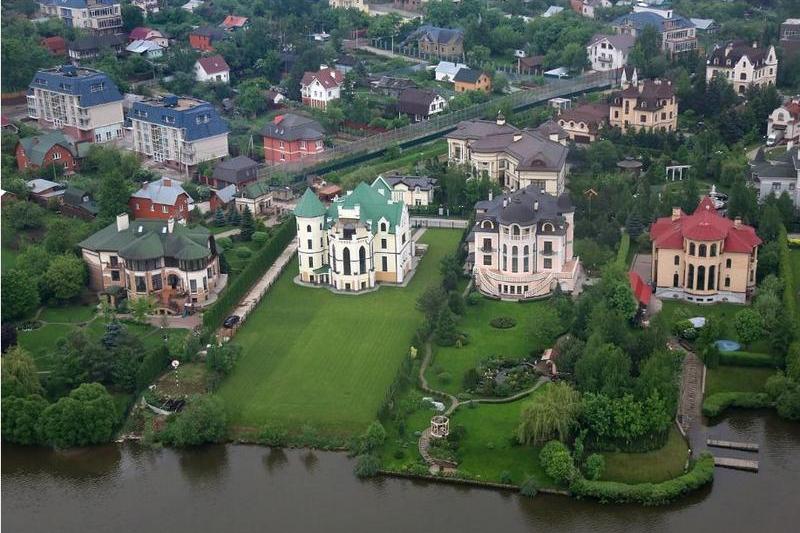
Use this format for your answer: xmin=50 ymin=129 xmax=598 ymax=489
xmin=430 ymin=415 xmax=449 ymax=438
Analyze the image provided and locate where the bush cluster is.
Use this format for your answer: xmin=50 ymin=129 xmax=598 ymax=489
xmin=489 ymin=316 xmax=517 ymax=329
xmin=702 ymin=392 xmax=772 ymax=417
xmin=718 ymin=351 xmax=777 ymax=368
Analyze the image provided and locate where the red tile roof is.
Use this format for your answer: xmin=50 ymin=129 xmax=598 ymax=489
xmin=41 ymin=36 xmax=67 ymax=55
xmin=650 ymin=197 xmax=762 ymax=253
xmin=628 ymin=271 xmax=651 ymax=307
xmin=129 ymin=27 xmax=156 ymax=41
xmin=301 ymin=67 xmax=344 ymax=89
xmin=221 ymin=15 xmax=248 ymax=29
xmin=197 ymin=55 xmax=230 ymax=75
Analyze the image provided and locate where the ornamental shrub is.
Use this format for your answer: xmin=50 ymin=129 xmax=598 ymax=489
xmin=539 ymin=440 xmax=576 ymax=486
xmin=584 ymin=453 xmax=605 ymax=481
xmin=499 ymin=470 xmax=513 ymax=484
xmin=490 ymin=316 xmax=517 ymax=329
xmin=252 ymin=231 xmax=268 ymax=244
xmin=217 ymin=237 xmax=233 ymax=250
xmin=235 ymin=246 xmax=252 ymax=259
xmin=519 ymin=476 xmax=539 ymax=497
xmin=702 ymin=392 xmax=771 ymax=417
xmin=354 ymin=454 xmax=381 ymax=478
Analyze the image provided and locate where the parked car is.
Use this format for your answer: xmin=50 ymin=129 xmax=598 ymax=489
xmin=223 ymin=315 xmax=240 ymax=328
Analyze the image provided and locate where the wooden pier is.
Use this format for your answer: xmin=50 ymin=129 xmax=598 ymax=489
xmin=714 ymin=457 xmax=759 ymax=472
xmin=707 ymin=439 xmax=760 ymax=452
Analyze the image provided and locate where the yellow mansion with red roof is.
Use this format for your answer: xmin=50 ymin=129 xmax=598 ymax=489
xmin=650 ymin=197 xmax=761 ymax=304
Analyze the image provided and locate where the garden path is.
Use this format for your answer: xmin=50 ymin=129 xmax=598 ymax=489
xmin=673 ymin=340 xmax=705 ymax=454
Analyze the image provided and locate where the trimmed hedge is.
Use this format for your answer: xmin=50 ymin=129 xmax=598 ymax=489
xmin=778 ymin=226 xmax=799 ymax=339
xmin=615 ymin=232 xmax=630 ymax=268
xmin=718 ymin=351 xmax=778 ymax=368
xmin=702 ymin=392 xmax=772 ymax=417
xmin=489 ymin=316 xmax=517 ymax=329
xmin=570 ymin=453 xmax=715 ymax=506
xmin=202 ymin=218 xmax=296 ymax=331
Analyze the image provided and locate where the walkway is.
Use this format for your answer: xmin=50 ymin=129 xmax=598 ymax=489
xmin=221 ymin=241 xmax=298 ymax=337
xmin=410 ymin=217 xmax=469 ymax=229
xmin=353 ymin=43 xmax=429 ymax=64
xmin=673 ymin=340 xmax=705 ymax=453
xmin=416 ymin=341 xmax=549 ymax=467
xmin=215 ymin=228 xmax=241 ymax=239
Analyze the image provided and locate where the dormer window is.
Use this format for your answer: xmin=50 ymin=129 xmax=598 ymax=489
xmin=164 ymin=115 xmax=175 ymax=124
xmin=90 ymin=82 xmax=105 ymax=93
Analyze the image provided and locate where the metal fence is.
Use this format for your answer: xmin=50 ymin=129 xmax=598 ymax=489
xmin=257 ymin=69 xmax=619 ymax=182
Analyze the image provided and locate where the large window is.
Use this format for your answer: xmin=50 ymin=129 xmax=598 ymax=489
xmin=151 ymin=274 xmax=162 ymax=291
xmin=135 ymin=275 xmax=147 ymax=293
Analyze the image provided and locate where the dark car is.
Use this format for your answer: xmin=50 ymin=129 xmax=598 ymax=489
xmin=223 ymin=315 xmax=240 ymax=329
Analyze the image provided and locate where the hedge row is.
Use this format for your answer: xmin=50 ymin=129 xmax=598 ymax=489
xmin=202 ymin=218 xmax=297 ymax=331
xmin=615 ymin=232 xmax=630 ymax=268
xmin=701 ymin=392 xmax=772 ymax=417
xmin=778 ymin=226 xmax=798 ymax=339
xmin=570 ymin=453 xmax=715 ymax=506
xmin=718 ymin=351 xmax=778 ymax=368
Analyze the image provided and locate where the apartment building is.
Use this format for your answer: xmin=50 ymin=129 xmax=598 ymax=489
xmin=612 ymin=7 xmax=697 ymax=56
xmin=37 ymin=0 xmax=122 ymax=34
xmin=27 ymin=65 xmax=124 ymax=143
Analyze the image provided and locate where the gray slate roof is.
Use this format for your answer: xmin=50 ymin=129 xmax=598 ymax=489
xmin=453 ymin=68 xmax=484 ymax=84
xmin=383 ymin=175 xmax=438 ymax=191
xmin=261 ymin=113 xmax=324 ymax=142
xmin=475 ymin=185 xmax=573 ymax=228
xmin=131 ymin=177 xmax=189 ymax=206
xmin=212 ymin=155 xmax=258 ymax=184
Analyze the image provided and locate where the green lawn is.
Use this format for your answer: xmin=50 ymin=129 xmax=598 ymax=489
xmin=17 ymin=324 xmax=75 ymax=371
xmin=39 ymin=303 xmax=97 ymax=324
xmin=790 ymin=248 xmax=800 ymax=308
xmin=659 ymin=300 xmax=744 ymax=341
xmin=216 ymin=229 xmax=463 ymax=437
xmin=601 ymin=426 xmax=689 ymax=484
xmin=426 ymin=297 xmax=560 ymax=396
xmin=446 ymin=394 xmax=553 ymax=486
xmin=705 ymin=365 xmax=774 ymax=397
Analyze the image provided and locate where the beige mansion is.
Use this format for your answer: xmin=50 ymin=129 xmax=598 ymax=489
xmin=706 ymin=41 xmax=777 ymax=95
xmin=650 ymin=197 xmax=761 ymax=304
xmin=468 ymin=186 xmax=580 ymax=300
xmin=293 ymin=179 xmax=415 ymax=292
xmin=446 ymin=115 xmax=568 ymax=195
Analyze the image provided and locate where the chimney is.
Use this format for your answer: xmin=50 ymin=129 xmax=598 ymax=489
xmin=116 ymin=213 xmax=129 ymax=232
xmin=671 ymin=208 xmax=681 ymax=221
xmin=142 ymin=181 xmax=149 ymax=190
xmin=752 ymin=41 xmax=758 ymax=48
xmin=488 ymin=190 xmax=493 ymax=201
xmin=496 ymin=111 xmax=506 ymax=126
xmin=734 ymin=217 xmax=742 ymax=228
xmin=502 ymin=198 xmax=508 ymax=208
xmin=163 ymin=178 xmax=172 ymax=187
xmin=167 ymin=217 xmax=175 ymax=233
xmin=534 ymin=201 xmax=539 ymax=211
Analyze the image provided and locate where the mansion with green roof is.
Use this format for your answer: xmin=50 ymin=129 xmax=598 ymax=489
xmin=293 ymin=177 xmax=415 ymax=291
xmin=78 ymin=214 xmax=221 ymax=311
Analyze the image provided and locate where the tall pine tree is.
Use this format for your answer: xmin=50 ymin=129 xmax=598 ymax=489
xmin=240 ymin=206 xmax=255 ymax=241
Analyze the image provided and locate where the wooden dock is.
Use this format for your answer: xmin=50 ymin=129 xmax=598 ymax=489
xmin=714 ymin=457 xmax=759 ymax=472
xmin=707 ymin=439 xmax=760 ymax=452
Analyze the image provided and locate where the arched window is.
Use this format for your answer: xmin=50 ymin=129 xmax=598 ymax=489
xmin=543 ymin=223 xmax=554 ymax=232
xmin=725 ymin=276 xmax=731 ymax=288
xmin=358 ymin=246 xmax=366 ymax=275
xmin=380 ymin=222 xmax=387 ymax=232
xmin=697 ymin=265 xmax=706 ymax=290
xmin=343 ymin=248 xmax=351 ymax=275
xmin=523 ymin=245 xmax=530 ymax=272
xmin=481 ymin=220 xmax=493 ymax=229
xmin=306 ymin=225 xmax=312 ymax=232
xmin=674 ymin=255 xmax=680 ymax=265
xmin=512 ymin=225 xmax=520 ymax=235
xmin=511 ymin=246 xmax=518 ymax=273
xmin=673 ymin=273 xmax=679 ymax=287
xmin=726 ymin=258 xmax=732 ymax=268
xmin=698 ymin=244 xmax=707 ymax=257
xmin=708 ymin=265 xmax=716 ymax=290
xmin=502 ymin=244 xmax=507 ymax=271
xmin=710 ymin=244 xmax=717 ymax=257
xmin=689 ymin=243 xmax=696 ymax=255
xmin=687 ymin=264 xmax=694 ymax=289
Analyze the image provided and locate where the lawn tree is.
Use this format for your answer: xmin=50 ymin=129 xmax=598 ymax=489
xmin=1 ymin=394 xmax=48 ymax=445
xmin=44 ymin=255 xmax=86 ymax=303
xmin=226 ymin=205 xmax=242 ymax=226
xmin=240 ymin=206 xmax=255 ymax=241
xmin=435 ymin=308 xmax=458 ymax=346
xmin=39 ymin=383 xmax=118 ymax=448
xmin=440 ymin=253 xmax=462 ymax=292
xmin=517 ymin=382 xmax=582 ymax=445
xmin=416 ymin=285 xmax=447 ymax=326
xmin=121 ymin=3 xmax=144 ymax=31
xmin=130 ymin=296 xmax=155 ymax=324
xmin=206 ymin=343 xmax=242 ymax=377
xmin=1 ymin=347 xmax=43 ymax=399
xmin=575 ymin=342 xmax=631 ymax=397
xmin=539 ymin=441 xmax=577 ymax=486
xmin=214 ymin=207 xmax=227 ymax=227
xmin=734 ymin=308 xmax=764 ymax=345
xmin=1 ymin=269 xmax=41 ymax=321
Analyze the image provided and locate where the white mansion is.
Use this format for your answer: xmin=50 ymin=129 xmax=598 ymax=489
xmin=467 ymin=186 xmax=580 ymax=300
xmin=293 ymin=179 xmax=415 ymax=292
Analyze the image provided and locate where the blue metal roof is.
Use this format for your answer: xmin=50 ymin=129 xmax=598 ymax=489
xmin=39 ymin=0 xmax=117 ymax=8
xmin=28 ymin=66 xmax=123 ymax=107
xmin=612 ymin=11 xmax=694 ymax=33
xmin=130 ymin=97 xmax=229 ymax=142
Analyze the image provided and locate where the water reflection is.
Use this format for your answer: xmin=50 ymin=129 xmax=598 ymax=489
xmin=178 ymin=445 xmax=229 ymax=485
xmin=302 ymin=451 xmax=319 ymax=472
xmin=263 ymin=447 xmax=288 ymax=473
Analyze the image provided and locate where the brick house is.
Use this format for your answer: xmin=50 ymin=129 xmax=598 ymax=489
xmin=300 ymin=67 xmax=344 ymax=109
xmin=15 ymin=131 xmax=86 ymax=172
xmin=261 ymin=113 xmax=325 ymax=163
xmin=129 ymin=177 xmax=192 ymax=220
xmin=189 ymin=26 xmax=227 ymax=52
xmin=413 ymin=26 xmax=464 ymax=57
xmin=453 ymin=69 xmax=492 ymax=93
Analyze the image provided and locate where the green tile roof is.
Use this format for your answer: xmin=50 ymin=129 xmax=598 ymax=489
xmin=79 ymin=219 xmax=212 ymax=261
xmin=241 ymin=180 xmax=272 ymax=200
xmin=18 ymin=131 xmax=77 ymax=167
xmin=326 ymin=181 xmax=404 ymax=234
xmin=294 ymin=188 xmax=326 ymax=218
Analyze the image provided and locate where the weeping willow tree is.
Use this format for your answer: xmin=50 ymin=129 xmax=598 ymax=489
xmin=517 ymin=382 xmax=581 ymax=446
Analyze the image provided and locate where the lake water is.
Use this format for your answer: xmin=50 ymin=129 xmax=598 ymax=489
xmin=3 ymin=411 xmax=799 ymax=533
